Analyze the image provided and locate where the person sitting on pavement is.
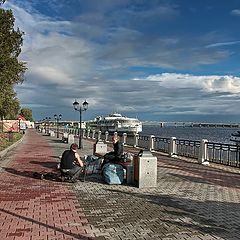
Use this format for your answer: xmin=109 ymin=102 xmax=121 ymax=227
xmin=101 ymin=135 xmax=123 ymax=168
xmin=60 ymin=143 xmax=84 ymax=182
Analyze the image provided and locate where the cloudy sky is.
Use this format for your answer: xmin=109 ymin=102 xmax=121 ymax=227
xmin=4 ymin=0 xmax=240 ymax=123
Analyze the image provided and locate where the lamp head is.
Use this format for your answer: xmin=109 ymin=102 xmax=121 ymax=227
xmin=73 ymin=99 xmax=79 ymax=111
xmin=83 ymin=100 xmax=88 ymax=111
xmin=54 ymin=114 xmax=61 ymax=120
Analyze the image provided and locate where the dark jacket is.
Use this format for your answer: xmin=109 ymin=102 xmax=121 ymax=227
xmin=113 ymin=141 xmax=123 ymax=158
xmin=60 ymin=150 xmax=75 ymax=169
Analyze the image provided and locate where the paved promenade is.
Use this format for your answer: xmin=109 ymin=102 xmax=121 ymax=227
xmin=0 ymin=129 xmax=239 ymax=240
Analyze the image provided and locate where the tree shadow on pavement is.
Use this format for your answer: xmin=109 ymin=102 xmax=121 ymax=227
xmin=48 ymin=139 xmax=64 ymax=144
xmin=29 ymin=160 xmax=58 ymax=169
xmin=160 ymin=158 xmax=240 ymax=189
xmin=0 ymin=208 xmax=93 ymax=240
xmin=83 ymin=174 xmax=105 ymax=184
xmin=2 ymin=167 xmax=62 ymax=182
xmin=105 ymin=189 xmax=237 ymax=240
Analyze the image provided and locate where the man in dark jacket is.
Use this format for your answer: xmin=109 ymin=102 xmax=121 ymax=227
xmin=101 ymin=135 xmax=123 ymax=168
xmin=60 ymin=143 xmax=84 ymax=182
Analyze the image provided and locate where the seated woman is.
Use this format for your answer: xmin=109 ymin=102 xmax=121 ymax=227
xmin=60 ymin=143 xmax=84 ymax=182
xmin=101 ymin=135 xmax=123 ymax=168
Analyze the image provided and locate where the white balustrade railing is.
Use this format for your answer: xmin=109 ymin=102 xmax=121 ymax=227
xmin=41 ymin=127 xmax=240 ymax=168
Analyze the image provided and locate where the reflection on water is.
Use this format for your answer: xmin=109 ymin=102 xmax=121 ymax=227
xmin=142 ymin=125 xmax=238 ymax=144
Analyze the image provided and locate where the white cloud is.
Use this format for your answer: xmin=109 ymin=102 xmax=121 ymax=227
xmin=30 ymin=66 xmax=72 ymax=85
xmin=144 ymin=73 xmax=240 ymax=94
xmin=231 ymin=9 xmax=240 ymax=16
xmin=205 ymin=41 xmax=240 ymax=48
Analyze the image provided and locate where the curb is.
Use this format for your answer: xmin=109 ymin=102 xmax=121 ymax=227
xmin=0 ymin=135 xmax=25 ymax=159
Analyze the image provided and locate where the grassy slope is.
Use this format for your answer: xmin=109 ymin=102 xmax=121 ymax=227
xmin=0 ymin=132 xmax=23 ymax=151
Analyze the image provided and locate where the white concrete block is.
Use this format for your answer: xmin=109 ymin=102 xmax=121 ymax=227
xmin=50 ymin=130 xmax=55 ymax=137
xmin=68 ymin=134 xmax=75 ymax=144
xmin=135 ymin=151 xmax=157 ymax=188
xmin=93 ymin=139 xmax=108 ymax=155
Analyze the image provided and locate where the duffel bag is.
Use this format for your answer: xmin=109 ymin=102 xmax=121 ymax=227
xmin=102 ymin=163 xmax=124 ymax=185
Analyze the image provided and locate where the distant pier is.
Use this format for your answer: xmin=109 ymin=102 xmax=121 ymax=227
xmin=191 ymin=123 xmax=240 ymax=128
xmin=148 ymin=121 xmax=240 ymax=128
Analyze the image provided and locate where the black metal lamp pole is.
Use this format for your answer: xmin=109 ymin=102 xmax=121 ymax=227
xmin=54 ymin=114 xmax=62 ymax=138
xmin=73 ymin=100 xmax=88 ymax=149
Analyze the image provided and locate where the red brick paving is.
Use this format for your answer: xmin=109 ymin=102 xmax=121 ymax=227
xmin=0 ymin=130 xmax=91 ymax=240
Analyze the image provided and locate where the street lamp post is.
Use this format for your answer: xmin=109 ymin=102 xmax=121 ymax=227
xmin=73 ymin=100 xmax=88 ymax=149
xmin=54 ymin=114 xmax=62 ymax=138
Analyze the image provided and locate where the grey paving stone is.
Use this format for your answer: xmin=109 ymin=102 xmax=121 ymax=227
xmin=45 ymin=135 xmax=240 ymax=240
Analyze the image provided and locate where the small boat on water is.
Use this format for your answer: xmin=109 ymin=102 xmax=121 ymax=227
xmin=230 ymin=130 xmax=240 ymax=145
xmin=86 ymin=112 xmax=142 ymax=135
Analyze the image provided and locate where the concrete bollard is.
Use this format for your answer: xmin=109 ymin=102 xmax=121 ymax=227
xmin=134 ymin=150 xmax=157 ymax=188
xmin=62 ymin=132 xmax=68 ymax=143
xmin=93 ymin=139 xmax=108 ymax=155
xmin=68 ymin=134 xmax=75 ymax=145
xmin=50 ymin=130 xmax=55 ymax=137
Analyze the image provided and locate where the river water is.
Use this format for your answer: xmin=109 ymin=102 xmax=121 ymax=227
xmin=141 ymin=125 xmax=239 ymax=144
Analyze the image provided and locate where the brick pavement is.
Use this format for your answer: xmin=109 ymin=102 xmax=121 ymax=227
xmin=0 ymin=130 xmax=92 ymax=240
xmin=0 ymin=129 xmax=240 ymax=240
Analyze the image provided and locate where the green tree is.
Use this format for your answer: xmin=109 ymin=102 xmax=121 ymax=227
xmin=0 ymin=0 xmax=27 ymax=130
xmin=0 ymin=84 xmax=20 ymax=119
xmin=20 ymin=108 xmax=33 ymax=121
xmin=0 ymin=7 xmax=26 ymax=85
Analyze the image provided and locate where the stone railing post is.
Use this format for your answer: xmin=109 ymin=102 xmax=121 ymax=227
xmin=134 ymin=133 xmax=139 ymax=148
xmin=198 ymin=139 xmax=209 ymax=165
xmin=97 ymin=131 xmax=102 ymax=140
xmin=87 ymin=129 xmax=90 ymax=138
xmin=92 ymin=130 xmax=96 ymax=139
xmin=149 ymin=135 xmax=155 ymax=151
xmin=82 ymin=129 xmax=85 ymax=138
xmin=123 ymin=133 xmax=127 ymax=145
xmin=169 ymin=137 xmax=177 ymax=156
xmin=105 ymin=131 xmax=109 ymax=142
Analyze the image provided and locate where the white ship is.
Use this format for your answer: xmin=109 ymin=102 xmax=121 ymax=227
xmin=230 ymin=130 xmax=240 ymax=145
xmin=86 ymin=112 xmax=142 ymax=134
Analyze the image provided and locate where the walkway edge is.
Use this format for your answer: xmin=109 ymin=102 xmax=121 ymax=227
xmin=0 ymin=134 xmax=25 ymax=159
